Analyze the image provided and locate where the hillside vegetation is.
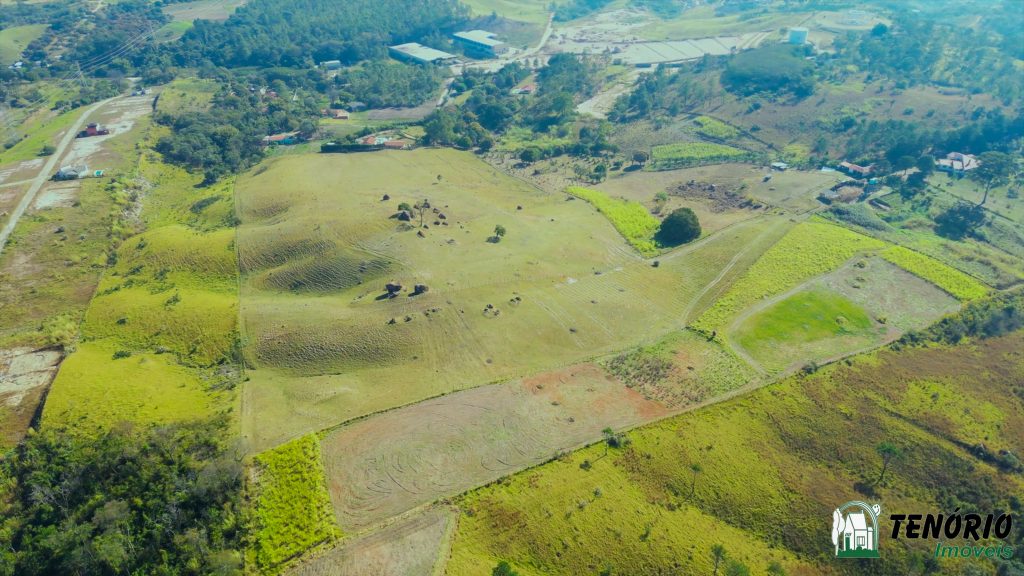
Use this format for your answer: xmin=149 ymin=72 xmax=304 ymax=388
xmin=448 ymin=331 xmax=1024 ymax=575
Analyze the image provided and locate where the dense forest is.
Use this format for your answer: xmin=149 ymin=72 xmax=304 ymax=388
xmin=0 ymin=418 xmax=243 ymax=576
xmin=177 ymin=0 xmax=468 ymax=68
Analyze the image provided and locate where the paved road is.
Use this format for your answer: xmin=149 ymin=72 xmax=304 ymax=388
xmin=0 ymin=97 xmax=114 ymax=255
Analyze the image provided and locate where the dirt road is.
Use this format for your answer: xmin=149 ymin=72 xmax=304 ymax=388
xmin=0 ymin=97 xmax=116 ymax=255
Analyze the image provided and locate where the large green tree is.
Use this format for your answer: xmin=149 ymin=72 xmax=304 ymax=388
xmin=656 ymin=207 xmax=701 ymax=246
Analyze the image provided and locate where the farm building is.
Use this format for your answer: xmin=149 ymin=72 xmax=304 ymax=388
xmin=389 ymin=42 xmax=457 ymax=65
xmin=54 ymin=164 xmax=88 ymax=181
xmin=262 ymin=132 xmax=300 ymax=146
xmin=838 ymin=161 xmax=873 ymax=178
xmin=77 ymin=123 xmax=110 ymax=138
xmin=936 ymin=152 xmax=981 ymax=175
xmin=770 ymin=161 xmax=789 ymax=171
xmin=511 ymin=83 xmax=536 ymax=95
xmin=323 ymin=108 xmax=350 ymax=120
xmin=453 ymin=30 xmax=508 ymax=58
xmin=788 ymin=27 xmax=809 ymax=44
xmin=319 ymin=60 xmax=342 ymax=70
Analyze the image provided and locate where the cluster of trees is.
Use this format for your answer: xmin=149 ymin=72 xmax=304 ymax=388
xmin=334 ymin=61 xmax=442 ymax=108
xmin=155 ymin=76 xmax=320 ymax=183
xmin=554 ymin=0 xmax=613 ymax=22
xmin=423 ymin=55 xmax=610 ymax=156
xmin=832 ymin=13 xmax=1024 ymax=103
xmin=721 ymin=44 xmax=815 ymax=98
xmin=0 ymin=418 xmax=244 ymax=576
xmin=608 ymin=65 xmax=713 ymax=122
xmin=899 ymin=290 xmax=1024 ymax=346
xmin=177 ymin=0 xmax=467 ymax=68
xmin=630 ymin=0 xmax=684 ymax=18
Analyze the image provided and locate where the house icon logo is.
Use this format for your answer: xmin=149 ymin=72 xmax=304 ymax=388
xmin=832 ymin=501 xmax=881 ymax=558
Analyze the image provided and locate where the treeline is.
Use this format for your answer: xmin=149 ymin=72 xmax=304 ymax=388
xmin=0 ymin=418 xmax=244 ymax=576
xmin=608 ymin=65 xmax=714 ymax=122
xmin=721 ymin=44 xmax=815 ymax=98
xmin=177 ymin=0 xmax=467 ymax=68
xmin=899 ymin=290 xmax=1024 ymax=346
xmin=554 ymin=0 xmax=614 ymax=22
xmin=334 ymin=61 xmax=442 ymax=108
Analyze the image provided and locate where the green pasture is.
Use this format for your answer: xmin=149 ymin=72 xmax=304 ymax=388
xmin=235 ymin=149 xmax=787 ymax=450
xmin=156 ymin=78 xmax=219 ymax=115
xmin=0 ymin=24 xmax=45 ymax=65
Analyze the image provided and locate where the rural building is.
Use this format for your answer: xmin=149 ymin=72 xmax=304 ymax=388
xmin=77 ymin=123 xmax=110 ymax=138
xmin=936 ymin=152 xmax=981 ymax=175
xmin=54 ymin=164 xmax=88 ymax=181
xmin=511 ymin=83 xmax=536 ymax=95
xmin=322 ymin=108 xmax=350 ymax=120
xmin=770 ymin=161 xmax=789 ymax=171
xmin=389 ymin=43 xmax=457 ymax=65
xmin=452 ymin=30 xmax=508 ymax=58
xmin=383 ymin=139 xmax=413 ymax=150
xmin=838 ymin=161 xmax=873 ymax=178
xmin=319 ymin=60 xmax=342 ymax=70
xmin=262 ymin=132 xmax=300 ymax=146
xmin=788 ymin=27 xmax=809 ymax=44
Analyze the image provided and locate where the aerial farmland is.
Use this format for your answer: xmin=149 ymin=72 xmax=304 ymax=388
xmin=0 ymin=1 xmax=1021 ymax=575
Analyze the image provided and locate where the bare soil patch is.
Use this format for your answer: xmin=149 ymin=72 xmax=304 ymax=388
xmin=288 ymin=506 xmax=455 ymax=576
xmin=319 ymin=363 xmax=668 ymax=531
xmin=0 ymin=347 xmax=62 ymax=446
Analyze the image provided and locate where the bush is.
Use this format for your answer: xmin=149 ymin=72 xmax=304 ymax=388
xmin=656 ymin=207 xmax=701 ymax=246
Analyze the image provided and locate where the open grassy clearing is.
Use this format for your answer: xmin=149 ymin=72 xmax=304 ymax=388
xmin=156 ymin=77 xmax=219 ymax=115
xmin=692 ymin=218 xmax=886 ymax=335
xmin=649 ymin=141 xmax=753 ymax=170
xmin=288 ymin=506 xmax=455 ymax=576
xmin=730 ymin=256 xmax=961 ymax=374
xmin=635 ymin=5 xmax=800 ymax=41
xmin=460 ymin=0 xmax=557 ymax=23
xmin=41 ymin=340 xmax=225 ymax=431
xmin=163 ymin=0 xmax=247 ymax=22
xmin=0 ymin=24 xmax=45 ymax=65
xmin=446 ymin=333 xmax=1024 ymax=576
xmin=0 ymin=105 xmax=87 ymax=166
xmin=879 ymin=245 xmax=989 ymax=300
xmin=565 ymin=185 xmax=659 ymax=255
xmin=237 ymin=149 xmax=787 ymax=451
xmin=42 ymin=126 xmax=241 ymax=432
xmin=250 ymin=434 xmax=340 ymax=573
xmin=734 ymin=288 xmax=879 ymax=371
xmin=930 ymin=173 xmax=1022 ymax=224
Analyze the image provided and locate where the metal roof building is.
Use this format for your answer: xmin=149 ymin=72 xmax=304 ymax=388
xmin=452 ymin=30 xmax=508 ymax=57
xmin=388 ymin=43 xmax=457 ymax=65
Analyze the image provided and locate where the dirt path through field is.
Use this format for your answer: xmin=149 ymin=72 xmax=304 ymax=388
xmin=0 ymin=97 xmax=115 ymax=254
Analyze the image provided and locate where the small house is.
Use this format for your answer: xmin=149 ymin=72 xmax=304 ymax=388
xmin=936 ymin=152 xmax=981 ymax=175
xmin=319 ymin=60 xmax=342 ymax=71
xmin=323 ymin=108 xmax=350 ymax=120
xmin=770 ymin=162 xmax=789 ymax=171
xmin=512 ymin=84 xmax=536 ymax=95
xmin=838 ymin=161 xmax=873 ymax=178
xmin=262 ymin=132 xmax=300 ymax=146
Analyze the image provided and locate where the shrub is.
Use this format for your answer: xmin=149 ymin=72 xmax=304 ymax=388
xmin=566 ymin=186 xmax=659 ymax=255
xmin=656 ymin=207 xmax=701 ymax=246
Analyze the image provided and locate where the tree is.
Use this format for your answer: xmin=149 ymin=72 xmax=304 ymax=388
xmin=632 ymin=151 xmax=649 ymax=166
xmin=969 ymin=151 xmax=1014 ymax=205
xmin=725 ymin=560 xmax=751 ymax=576
xmin=492 ymin=561 xmax=520 ymax=576
xmin=711 ymin=544 xmax=727 ymax=576
xmin=876 ymin=441 xmax=902 ymax=484
xmin=656 ymin=207 xmax=701 ymax=246
xmin=493 ymin=224 xmax=507 ymax=242
xmin=916 ymin=154 xmax=934 ymax=176
xmin=519 ymin=148 xmax=541 ymax=164
xmin=935 ymin=202 xmax=987 ymax=239
xmin=689 ymin=463 xmax=702 ymax=497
